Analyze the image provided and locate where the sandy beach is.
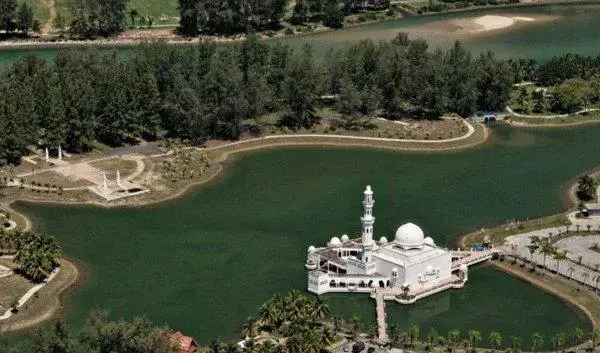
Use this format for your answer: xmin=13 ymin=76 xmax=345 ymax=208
xmin=472 ymin=15 xmax=535 ymax=31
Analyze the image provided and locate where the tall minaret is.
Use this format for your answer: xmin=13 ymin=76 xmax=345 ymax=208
xmin=361 ymin=185 xmax=375 ymax=264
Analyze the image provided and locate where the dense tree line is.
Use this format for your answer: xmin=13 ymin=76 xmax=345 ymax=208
xmin=0 ymin=230 xmax=61 ymax=281
xmin=0 ymin=34 xmax=513 ymax=166
xmin=0 ymin=310 xmax=179 ymax=353
xmin=178 ymin=0 xmax=287 ymax=35
xmin=64 ymin=0 xmax=130 ymax=37
xmin=0 ymin=0 xmax=40 ymax=35
xmin=291 ymin=0 xmax=391 ymax=27
xmin=536 ymin=54 xmax=600 ymax=87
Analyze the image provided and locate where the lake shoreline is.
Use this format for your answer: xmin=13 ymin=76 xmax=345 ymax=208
xmin=0 ymin=0 xmax=597 ymax=52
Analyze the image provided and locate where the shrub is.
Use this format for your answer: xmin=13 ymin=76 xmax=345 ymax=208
xmin=284 ymin=27 xmax=294 ymax=35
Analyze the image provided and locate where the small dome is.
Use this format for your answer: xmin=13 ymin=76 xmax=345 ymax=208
xmin=328 ymin=237 xmax=342 ymax=247
xmin=370 ymin=281 xmax=378 ymax=288
xmin=395 ymin=223 xmax=425 ymax=249
xmin=425 ymin=265 xmax=434 ymax=273
xmin=341 ymin=234 xmax=349 ymax=242
xmin=424 ymin=237 xmax=435 ymax=246
xmin=392 ymin=267 xmax=398 ymax=273
xmin=364 ymin=185 xmax=373 ymax=195
xmin=379 ymin=236 xmax=388 ymax=245
xmin=308 ymin=246 xmax=316 ymax=253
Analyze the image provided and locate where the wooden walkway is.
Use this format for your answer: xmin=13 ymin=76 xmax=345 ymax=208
xmin=375 ymin=292 xmax=387 ymax=341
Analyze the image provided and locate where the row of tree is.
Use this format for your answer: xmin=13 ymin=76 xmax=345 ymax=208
xmin=513 ymin=76 xmax=600 ymax=114
xmin=178 ymin=0 xmax=287 ymax=35
xmin=59 ymin=0 xmax=130 ymax=37
xmin=0 ymin=35 xmax=513 ymax=166
xmin=0 ymin=0 xmax=40 ymax=35
xmin=291 ymin=0 xmax=391 ymax=27
xmin=0 ymin=309 xmax=180 ymax=353
xmin=0 ymin=230 xmax=61 ymax=281
xmin=508 ymin=54 xmax=600 ymax=87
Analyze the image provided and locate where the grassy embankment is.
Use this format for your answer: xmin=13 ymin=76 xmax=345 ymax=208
xmin=54 ymin=0 xmax=180 ymax=28
xmin=22 ymin=0 xmax=52 ymax=28
xmin=460 ymin=213 xmax=570 ymax=248
xmin=508 ymin=111 xmax=600 ymax=126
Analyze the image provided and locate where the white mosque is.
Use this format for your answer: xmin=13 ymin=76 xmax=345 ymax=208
xmin=306 ymin=185 xmax=477 ymax=304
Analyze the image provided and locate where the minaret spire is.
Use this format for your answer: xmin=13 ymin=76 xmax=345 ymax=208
xmin=361 ymin=185 xmax=375 ymax=251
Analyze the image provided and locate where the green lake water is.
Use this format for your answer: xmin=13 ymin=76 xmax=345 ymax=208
xmin=10 ymin=123 xmax=600 ymax=348
xmin=1 ymin=3 xmax=600 ymax=64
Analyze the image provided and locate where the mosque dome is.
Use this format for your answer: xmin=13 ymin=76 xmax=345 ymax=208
xmin=308 ymin=245 xmax=316 ymax=253
xmin=395 ymin=223 xmax=425 ymax=249
xmin=328 ymin=237 xmax=342 ymax=248
xmin=379 ymin=236 xmax=388 ymax=245
xmin=341 ymin=234 xmax=350 ymax=242
xmin=424 ymin=237 xmax=435 ymax=246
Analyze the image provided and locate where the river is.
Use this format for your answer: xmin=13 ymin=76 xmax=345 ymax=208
xmin=10 ymin=123 xmax=598 ymax=349
xmin=0 ymin=3 xmax=600 ymax=64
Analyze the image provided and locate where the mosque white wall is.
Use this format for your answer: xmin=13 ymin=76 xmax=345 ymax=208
xmin=404 ymin=252 xmax=452 ymax=285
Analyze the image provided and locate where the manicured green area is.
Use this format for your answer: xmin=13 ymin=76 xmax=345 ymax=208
xmin=509 ymin=111 xmax=600 ymax=125
xmin=127 ymin=0 xmax=179 ymax=26
xmin=9 ymin=123 xmax=600 ymax=348
xmin=21 ymin=0 xmax=51 ymax=28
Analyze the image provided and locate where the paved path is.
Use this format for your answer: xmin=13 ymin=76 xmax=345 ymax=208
xmin=40 ymin=0 xmax=56 ymax=35
xmin=375 ymin=292 xmax=387 ymax=341
xmin=501 ymin=212 xmax=600 ymax=289
xmin=506 ymin=106 xmax=600 ymax=119
xmin=0 ymin=267 xmax=59 ymax=320
xmin=204 ymin=119 xmax=476 ymax=151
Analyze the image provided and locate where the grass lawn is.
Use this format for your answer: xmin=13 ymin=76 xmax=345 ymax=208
xmin=90 ymin=158 xmax=138 ymax=178
xmin=246 ymin=108 xmax=468 ymax=140
xmin=460 ymin=213 xmax=571 ymax=247
xmin=21 ymin=0 xmax=51 ymax=29
xmin=55 ymin=0 xmax=179 ymax=26
xmin=127 ymin=0 xmax=179 ymax=27
xmin=0 ymin=274 xmax=35 ymax=314
xmin=509 ymin=111 xmax=600 ymax=126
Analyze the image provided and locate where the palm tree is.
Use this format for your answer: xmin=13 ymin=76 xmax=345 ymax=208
xmin=241 ymin=316 xmax=259 ymax=339
xmin=541 ymin=242 xmax=555 ymax=270
xmin=554 ymin=251 xmax=567 ymax=274
xmin=427 ymin=328 xmax=439 ymax=348
xmin=573 ymin=327 xmax=584 ymax=345
xmin=489 ymin=331 xmax=502 ymax=351
xmin=448 ymin=329 xmax=460 ymax=352
xmin=516 ymin=86 xmax=531 ymax=113
xmin=552 ymin=332 xmax=565 ymax=353
xmin=511 ymin=336 xmax=523 ymax=353
xmin=409 ymin=324 xmax=420 ymax=347
xmin=532 ymin=89 xmax=549 ymax=113
xmin=332 ymin=315 xmax=342 ymax=334
xmin=582 ymin=272 xmax=590 ymax=286
xmin=526 ymin=243 xmax=539 ymax=267
xmin=468 ymin=329 xmax=482 ymax=352
xmin=311 ymin=297 xmax=330 ymax=320
xmin=348 ymin=314 xmax=361 ymax=337
xmin=568 ymin=266 xmax=575 ymax=280
xmin=531 ymin=332 xmax=543 ymax=352
xmin=590 ymin=328 xmax=600 ymax=350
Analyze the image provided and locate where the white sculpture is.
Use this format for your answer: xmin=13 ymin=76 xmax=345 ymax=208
xmin=116 ymin=170 xmax=121 ymax=187
xmin=102 ymin=172 xmax=107 ymax=190
xmin=58 ymin=145 xmax=62 ymax=160
xmin=45 ymin=148 xmax=49 ymax=162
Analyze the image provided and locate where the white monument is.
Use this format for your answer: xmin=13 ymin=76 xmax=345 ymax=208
xmin=116 ymin=170 xmax=121 ymax=187
xmin=58 ymin=145 xmax=62 ymax=160
xmin=45 ymin=147 xmax=49 ymax=162
xmin=102 ymin=172 xmax=107 ymax=190
xmin=306 ymin=186 xmax=469 ymax=303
